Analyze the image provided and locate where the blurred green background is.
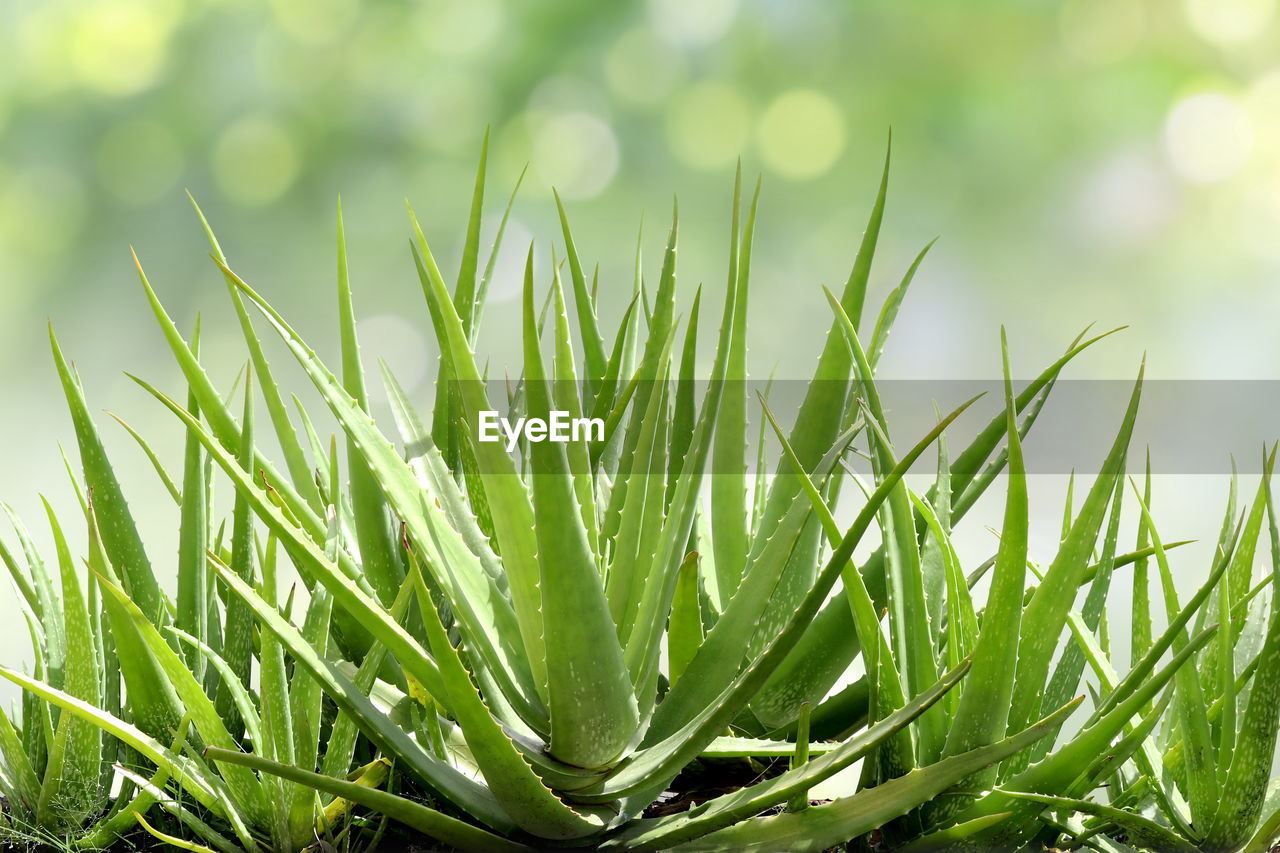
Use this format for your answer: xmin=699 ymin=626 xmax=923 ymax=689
xmin=1 ymin=0 xmax=1277 ymax=669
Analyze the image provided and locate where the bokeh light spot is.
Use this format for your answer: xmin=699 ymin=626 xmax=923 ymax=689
xmin=1185 ymin=0 xmax=1274 ymax=45
xmin=756 ymin=89 xmax=846 ymax=181
xmin=1163 ymin=92 xmax=1254 ymax=184
xmin=96 ymin=120 xmax=184 ymax=205
xmin=605 ymin=29 xmax=685 ymax=108
xmin=531 ymin=112 xmax=620 ymax=199
xmin=213 ymin=116 xmax=301 ymax=206
xmin=665 ymin=81 xmax=750 ymax=170
xmin=69 ymin=0 xmax=179 ymax=96
xmin=648 ymin=0 xmax=739 ymax=47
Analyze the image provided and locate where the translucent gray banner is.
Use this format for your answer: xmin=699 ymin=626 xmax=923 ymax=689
xmin=446 ymin=380 xmax=1280 ymax=475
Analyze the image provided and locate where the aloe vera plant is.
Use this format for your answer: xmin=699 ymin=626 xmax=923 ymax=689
xmin=992 ymin=452 xmax=1280 ymax=853
xmin=0 ymin=350 xmax=400 ymax=852
xmin=152 ymin=152 xmax=1022 ymax=850
xmin=0 ymin=500 xmax=108 ymax=844
xmin=2 ymin=142 xmax=1277 ymax=852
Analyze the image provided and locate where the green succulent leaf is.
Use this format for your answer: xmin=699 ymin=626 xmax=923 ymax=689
xmin=50 ymin=325 xmax=163 ymax=625
xmin=205 ymin=747 xmax=530 ymax=853
xmin=519 ymin=254 xmax=639 ymax=771
xmin=662 ymin=698 xmax=1077 ymax=853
